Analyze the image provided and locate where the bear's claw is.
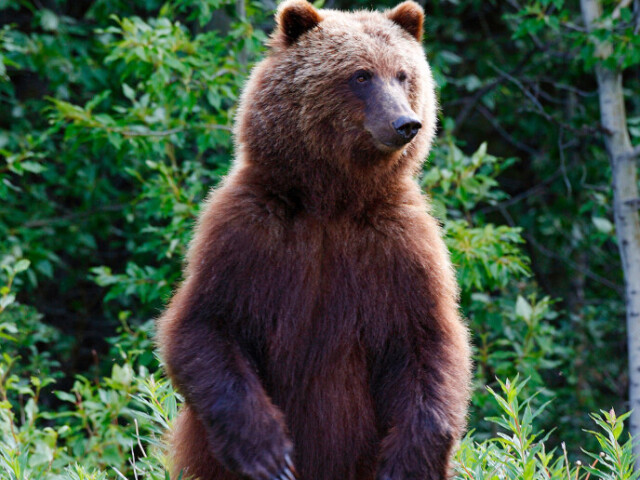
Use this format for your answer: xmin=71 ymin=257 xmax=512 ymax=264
xmin=274 ymin=455 xmax=297 ymax=480
xmin=275 ymin=466 xmax=296 ymax=480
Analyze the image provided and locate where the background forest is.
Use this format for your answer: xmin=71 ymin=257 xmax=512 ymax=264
xmin=1 ymin=0 xmax=640 ymax=478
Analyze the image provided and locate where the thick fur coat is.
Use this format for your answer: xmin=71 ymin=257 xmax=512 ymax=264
xmin=156 ymin=2 xmax=471 ymax=479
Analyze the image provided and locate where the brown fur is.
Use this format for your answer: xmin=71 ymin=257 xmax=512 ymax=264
xmin=156 ymin=2 xmax=472 ymax=479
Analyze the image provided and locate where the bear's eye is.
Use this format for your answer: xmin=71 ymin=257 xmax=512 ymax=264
xmin=353 ymin=70 xmax=372 ymax=84
xmin=397 ymin=71 xmax=408 ymax=82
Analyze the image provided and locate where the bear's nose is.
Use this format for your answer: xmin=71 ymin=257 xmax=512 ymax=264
xmin=392 ymin=116 xmax=422 ymax=143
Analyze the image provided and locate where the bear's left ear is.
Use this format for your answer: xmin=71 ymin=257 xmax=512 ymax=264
xmin=276 ymin=0 xmax=323 ymax=46
xmin=386 ymin=1 xmax=424 ymax=42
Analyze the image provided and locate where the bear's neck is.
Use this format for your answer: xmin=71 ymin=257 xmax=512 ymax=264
xmin=236 ymin=152 xmax=417 ymax=218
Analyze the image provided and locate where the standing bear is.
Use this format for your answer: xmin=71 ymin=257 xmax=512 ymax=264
xmin=156 ymin=1 xmax=471 ymax=479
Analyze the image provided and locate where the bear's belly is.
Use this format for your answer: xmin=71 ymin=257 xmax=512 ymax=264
xmin=266 ymin=343 xmax=379 ymax=480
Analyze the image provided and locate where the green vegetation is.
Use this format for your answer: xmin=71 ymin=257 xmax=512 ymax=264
xmin=0 ymin=0 xmax=638 ymax=477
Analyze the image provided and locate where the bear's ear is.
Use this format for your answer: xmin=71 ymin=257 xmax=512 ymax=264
xmin=386 ymin=1 xmax=424 ymax=41
xmin=276 ymin=0 xmax=323 ymax=46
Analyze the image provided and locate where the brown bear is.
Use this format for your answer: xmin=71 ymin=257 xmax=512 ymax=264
xmin=156 ymin=1 xmax=471 ymax=479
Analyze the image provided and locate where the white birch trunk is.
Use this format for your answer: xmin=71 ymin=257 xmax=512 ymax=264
xmin=581 ymin=0 xmax=640 ymax=465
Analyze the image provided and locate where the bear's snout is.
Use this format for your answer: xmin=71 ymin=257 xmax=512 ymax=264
xmin=359 ymin=76 xmax=423 ymax=150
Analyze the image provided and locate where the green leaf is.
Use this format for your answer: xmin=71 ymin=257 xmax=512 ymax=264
xmin=122 ymin=83 xmax=136 ymax=101
xmin=592 ymin=216 xmax=614 ymax=234
xmin=40 ymin=9 xmax=59 ymax=31
xmin=13 ymin=259 xmax=30 ymax=273
xmin=20 ymin=161 xmax=46 ymax=173
xmin=515 ymin=296 xmax=532 ymax=321
xmin=0 ymin=293 xmax=16 ymax=309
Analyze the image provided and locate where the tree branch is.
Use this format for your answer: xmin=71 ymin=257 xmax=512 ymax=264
xmin=612 ymin=0 xmax=633 ymax=19
xmin=525 ymin=231 xmax=624 ymax=294
xmin=118 ymin=124 xmax=232 ymax=137
xmin=495 ymin=204 xmax=622 ymax=293
xmin=21 ymin=204 xmax=126 ymax=228
xmin=475 ymin=104 xmax=538 ymax=156
xmin=491 ymin=63 xmax=605 ymax=136
xmin=477 ymin=155 xmax=580 ymax=215
xmin=451 ymin=49 xmax=537 ymax=135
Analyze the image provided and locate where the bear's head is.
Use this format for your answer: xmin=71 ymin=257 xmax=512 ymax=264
xmin=234 ymin=0 xmax=437 ymax=205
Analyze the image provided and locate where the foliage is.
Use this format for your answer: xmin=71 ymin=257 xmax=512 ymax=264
xmin=1 ymin=314 xmax=637 ymax=480
xmin=456 ymin=377 xmax=640 ymax=480
xmin=423 ymin=139 xmax=566 ymax=431
xmin=0 ymin=260 xmax=175 ymax=479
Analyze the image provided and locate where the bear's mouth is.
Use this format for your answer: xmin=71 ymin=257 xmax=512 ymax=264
xmin=364 ymin=115 xmax=421 ymax=152
xmin=366 ymin=128 xmax=414 ymax=152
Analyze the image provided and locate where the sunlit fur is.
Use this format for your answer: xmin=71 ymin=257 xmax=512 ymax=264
xmin=156 ymin=1 xmax=471 ymax=479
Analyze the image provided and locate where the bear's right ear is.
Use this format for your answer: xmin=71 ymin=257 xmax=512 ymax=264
xmin=276 ymin=0 xmax=323 ymax=46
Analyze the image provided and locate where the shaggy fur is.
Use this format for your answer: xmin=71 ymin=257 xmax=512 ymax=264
xmin=156 ymin=2 xmax=472 ymax=479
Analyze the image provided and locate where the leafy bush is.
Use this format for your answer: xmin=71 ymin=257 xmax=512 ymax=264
xmin=0 ymin=259 xmax=173 ymax=479
xmin=456 ymin=378 xmax=639 ymax=480
xmin=1 ymin=311 xmax=636 ymax=480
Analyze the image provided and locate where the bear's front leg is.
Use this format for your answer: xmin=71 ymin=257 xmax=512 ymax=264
xmin=158 ymin=279 xmax=297 ymax=480
xmin=371 ymin=324 xmax=470 ymax=480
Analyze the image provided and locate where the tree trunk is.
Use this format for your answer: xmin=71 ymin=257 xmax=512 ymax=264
xmin=236 ymin=0 xmax=248 ymax=67
xmin=581 ymin=0 xmax=640 ymax=464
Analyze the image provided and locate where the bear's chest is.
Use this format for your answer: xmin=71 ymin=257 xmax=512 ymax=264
xmin=233 ymin=216 xmax=434 ymax=374
xmin=269 ymin=217 xmax=425 ymax=317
